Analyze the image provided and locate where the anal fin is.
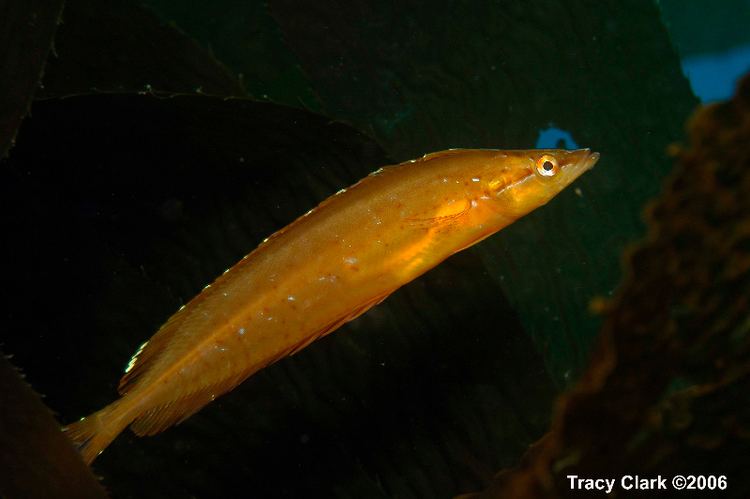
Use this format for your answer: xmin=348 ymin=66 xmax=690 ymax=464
xmin=286 ymin=291 xmax=391 ymax=357
xmin=128 ymin=291 xmax=392 ymax=437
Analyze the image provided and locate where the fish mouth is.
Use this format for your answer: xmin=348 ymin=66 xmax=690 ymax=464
xmin=583 ymin=149 xmax=601 ymax=171
xmin=560 ymin=148 xmax=599 ymax=182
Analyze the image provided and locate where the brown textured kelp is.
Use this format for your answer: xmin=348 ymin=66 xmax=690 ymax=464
xmin=461 ymin=74 xmax=750 ymax=498
xmin=0 ymin=352 xmax=108 ymax=499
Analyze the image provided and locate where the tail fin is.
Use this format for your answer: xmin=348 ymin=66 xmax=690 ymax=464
xmin=63 ymin=399 xmax=132 ymax=465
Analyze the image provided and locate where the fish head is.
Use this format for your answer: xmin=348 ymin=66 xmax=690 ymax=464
xmin=483 ymin=148 xmax=599 ymax=219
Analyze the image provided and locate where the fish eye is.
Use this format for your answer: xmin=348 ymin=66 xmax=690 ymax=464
xmin=536 ymin=155 xmax=559 ymax=177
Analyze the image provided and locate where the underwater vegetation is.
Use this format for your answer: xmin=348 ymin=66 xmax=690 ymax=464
xmin=2 ymin=0 xmax=744 ymax=498
xmin=462 ymin=70 xmax=750 ymax=499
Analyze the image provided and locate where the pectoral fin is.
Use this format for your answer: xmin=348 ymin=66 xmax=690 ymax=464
xmin=406 ymin=199 xmax=471 ymax=228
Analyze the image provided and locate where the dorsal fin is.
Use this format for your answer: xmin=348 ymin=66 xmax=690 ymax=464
xmin=118 ymin=305 xmax=191 ymax=395
xmin=117 ymin=259 xmax=252 ymax=396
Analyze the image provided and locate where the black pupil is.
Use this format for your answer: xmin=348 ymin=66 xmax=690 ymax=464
xmin=542 ymin=160 xmax=554 ymax=171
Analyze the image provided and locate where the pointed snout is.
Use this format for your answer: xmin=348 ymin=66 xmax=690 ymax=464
xmin=556 ymin=148 xmax=599 ymax=186
xmin=567 ymin=148 xmax=600 ymax=172
xmin=582 ymin=149 xmax=600 ymax=171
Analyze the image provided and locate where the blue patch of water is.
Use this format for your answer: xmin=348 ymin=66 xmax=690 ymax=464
xmin=535 ymin=127 xmax=580 ymax=149
xmin=681 ymin=43 xmax=750 ymax=103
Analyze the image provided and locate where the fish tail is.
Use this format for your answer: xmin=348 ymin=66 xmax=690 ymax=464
xmin=62 ymin=398 xmax=134 ymax=465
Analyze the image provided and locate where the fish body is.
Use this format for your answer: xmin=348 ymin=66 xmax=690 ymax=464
xmin=64 ymin=148 xmax=599 ymax=463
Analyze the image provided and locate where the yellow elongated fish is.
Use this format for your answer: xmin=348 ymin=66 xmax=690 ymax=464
xmin=64 ymin=148 xmax=599 ymax=464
